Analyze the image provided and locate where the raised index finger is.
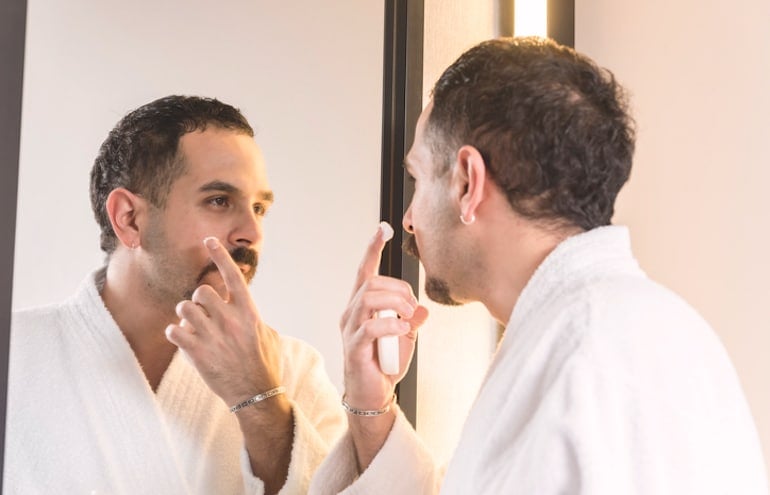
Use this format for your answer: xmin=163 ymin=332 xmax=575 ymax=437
xmin=350 ymin=221 xmax=394 ymax=300
xmin=203 ymin=236 xmax=251 ymax=303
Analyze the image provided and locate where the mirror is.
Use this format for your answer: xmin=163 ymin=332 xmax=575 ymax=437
xmin=12 ymin=0 xmax=386 ymax=393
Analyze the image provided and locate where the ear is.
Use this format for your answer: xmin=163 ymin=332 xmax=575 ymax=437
xmin=105 ymin=188 xmax=147 ymax=250
xmin=453 ymin=145 xmax=487 ymax=224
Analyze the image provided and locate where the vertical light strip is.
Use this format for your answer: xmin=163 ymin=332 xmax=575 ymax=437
xmin=514 ymin=0 xmax=548 ymax=37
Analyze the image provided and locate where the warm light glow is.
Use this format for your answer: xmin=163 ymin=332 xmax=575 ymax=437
xmin=514 ymin=0 xmax=548 ymax=37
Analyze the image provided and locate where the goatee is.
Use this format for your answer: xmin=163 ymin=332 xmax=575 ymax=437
xmin=425 ymin=277 xmax=461 ymax=306
xmin=403 ymin=233 xmax=461 ymax=306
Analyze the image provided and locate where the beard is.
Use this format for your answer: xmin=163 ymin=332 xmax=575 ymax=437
xmin=402 ymin=232 xmax=461 ymax=306
xmin=425 ymin=277 xmax=461 ymax=306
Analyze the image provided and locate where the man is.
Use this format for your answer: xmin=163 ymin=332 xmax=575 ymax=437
xmin=6 ymin=96 xmax=345 ymax=494
xmin=310 ymin=37 xmax=768 ymax=493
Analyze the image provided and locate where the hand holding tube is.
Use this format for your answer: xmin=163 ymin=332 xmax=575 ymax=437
xmin=340 ymin=222 xmax=429 ymax=470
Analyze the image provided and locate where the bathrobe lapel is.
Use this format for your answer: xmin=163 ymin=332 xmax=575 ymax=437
xmin=66 ymin=280 xmax=194 ymax=493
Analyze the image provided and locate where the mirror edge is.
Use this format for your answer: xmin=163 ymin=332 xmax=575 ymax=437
xmin=380 ymin=0 xmax=424 ymax=428
xmin=0 ymin=0 xmax=27 ymax=484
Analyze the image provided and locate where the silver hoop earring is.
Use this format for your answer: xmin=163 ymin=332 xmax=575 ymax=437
xmin=460 ymin=213 xmax=476 ymax=225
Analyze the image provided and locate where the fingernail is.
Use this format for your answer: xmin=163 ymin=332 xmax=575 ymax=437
xmin=204 ymin=237 xmax=219 ymax=249
xmin=379 ymin=221 xmax=394 ymax=242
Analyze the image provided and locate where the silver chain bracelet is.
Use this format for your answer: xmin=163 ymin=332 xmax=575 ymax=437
xmin=341 ymin=393 xmax=396 ymax=417
xmin=229 ymin=386 xmax=287 ymax=413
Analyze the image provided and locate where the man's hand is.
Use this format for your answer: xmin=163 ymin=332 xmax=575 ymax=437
xmin=341 ymin=223 xmax=429 ymax=471
xmin=165 ymin=236 xmax=283 ymax=407
xmin=165 ymin=236 xmax=292 ymax=495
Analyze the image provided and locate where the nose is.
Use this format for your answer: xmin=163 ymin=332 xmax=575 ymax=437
xmin=229 ymin=207 xmax=262 ymax=248
xmin=402 ymin=202 xmax=414 ymax=234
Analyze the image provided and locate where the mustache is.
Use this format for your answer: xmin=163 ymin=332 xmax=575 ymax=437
xmin=196 ymin=246 xmax=258 ymax=285
xmin=402 ymin=233 xmax=420 ymax=260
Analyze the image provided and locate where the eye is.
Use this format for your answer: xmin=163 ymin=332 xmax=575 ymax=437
xmin=208 ymin=196 xmax=230 ymax=208
xmin=253 ymin=203 xmax=267 ymax=216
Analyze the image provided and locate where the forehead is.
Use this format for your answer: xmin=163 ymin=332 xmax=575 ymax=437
xmin=405 ymin=103 xmax=435 ymax=175
xmin=176 ymin=128 xmax=270 ymax=191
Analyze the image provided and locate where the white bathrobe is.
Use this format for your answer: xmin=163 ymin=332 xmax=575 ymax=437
xmin=5 ymin=269 xmax=347 ymax=495
xmin=309 ymin=226 xmax=768 ymax=494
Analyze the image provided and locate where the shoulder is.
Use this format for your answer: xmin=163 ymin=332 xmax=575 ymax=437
xmin=581 ymin=274 xmax=713 ymax=343
xmin=557 ymin=274 xmax=740 ymax=406
xmin=11 ymin=270 xmax=101 ymax=339
xmin=12 ymin=302 xmax=70 ymax=338
xmin=9 ymin=275 xmax=101 ymax=367
xmin=10 ymin=302 xmax=77 ymax=373
xmin=533 ymin=272 xmax=725 ymax=390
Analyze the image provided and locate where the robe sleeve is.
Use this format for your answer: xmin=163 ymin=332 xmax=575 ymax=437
xmin=240 ymin=337 xmax=349 ymax=495
xmin=308 ymin=406 xmax=440 ymax=495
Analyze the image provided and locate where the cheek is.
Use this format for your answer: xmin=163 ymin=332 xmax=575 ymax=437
xmin=176 ymin=220 xmax=220 ymax=249
xmin=409 ymin=190 xmax=430 ymax=224
xmin=164 ymin=231 xmax=209 ymax=265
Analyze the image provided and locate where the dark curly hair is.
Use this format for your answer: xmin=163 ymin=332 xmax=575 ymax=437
xmin=427 ymin=37 xmax=635 ymax=230
xmin=90 ymin=95 xmax=254 ymax=254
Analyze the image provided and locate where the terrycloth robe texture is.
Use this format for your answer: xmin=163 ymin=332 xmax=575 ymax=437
xmin=6 ymin=269 xmax=347 ymax=494
xmin=309 ymin=226 xmax=768 ymax=494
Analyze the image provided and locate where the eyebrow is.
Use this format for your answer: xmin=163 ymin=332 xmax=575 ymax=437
xmin=199 ymin=180 xmax=275 ymax=203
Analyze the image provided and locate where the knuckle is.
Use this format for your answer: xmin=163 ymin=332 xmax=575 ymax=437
xmin=360 ymin=291 xmax=373 ymax=307
xmin=176 ymin=300 xmax=193 ymax=316
xmin=191 ymin=289 xmax=205 ymax=303
xmin=358 ymin=319 xmax=379 ymax=338
xmin=358 ymin=278 xmax=373 ymax=292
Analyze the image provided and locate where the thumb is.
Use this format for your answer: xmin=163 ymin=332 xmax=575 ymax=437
xmin=405 ymin=305 xmax=429 ymax=329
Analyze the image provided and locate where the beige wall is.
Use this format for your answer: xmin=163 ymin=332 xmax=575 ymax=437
xmin=576 ymin=0 xmax=770 ymax=475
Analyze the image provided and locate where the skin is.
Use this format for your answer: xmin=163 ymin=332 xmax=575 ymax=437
xmin=341 ymin=102 xmax=577 ymax=472
xmin=100 ymin=128 xmax=292 ymax=494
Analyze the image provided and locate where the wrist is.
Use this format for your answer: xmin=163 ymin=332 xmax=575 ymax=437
xmin=342 ymin=393 xmax=395 ymax=417
xmin=342 ymin=376 xmax=395 ymax=411
xmin=348 ymin=407 xmax=397 ymax=472
xmin=229 ymin=385 xmax=287 ymax=413
xmin=235 ymin=393 xmax=293 ymax=435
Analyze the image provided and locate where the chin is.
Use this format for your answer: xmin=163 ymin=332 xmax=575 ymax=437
xmin=424 ymin=277 xmax=462 ymax=306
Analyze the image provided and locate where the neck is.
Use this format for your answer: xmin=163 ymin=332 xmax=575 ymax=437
xmin=476 ymin=216 xmax=581 ymax=325
xmin=101 ymin=251 xmax=179 ymax=391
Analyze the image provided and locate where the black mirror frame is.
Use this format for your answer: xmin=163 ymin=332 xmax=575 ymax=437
xmin=0 ymin=0 xmax=27 ymax=485
xmin=379 ymin=0 xmax=424 ymax=427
